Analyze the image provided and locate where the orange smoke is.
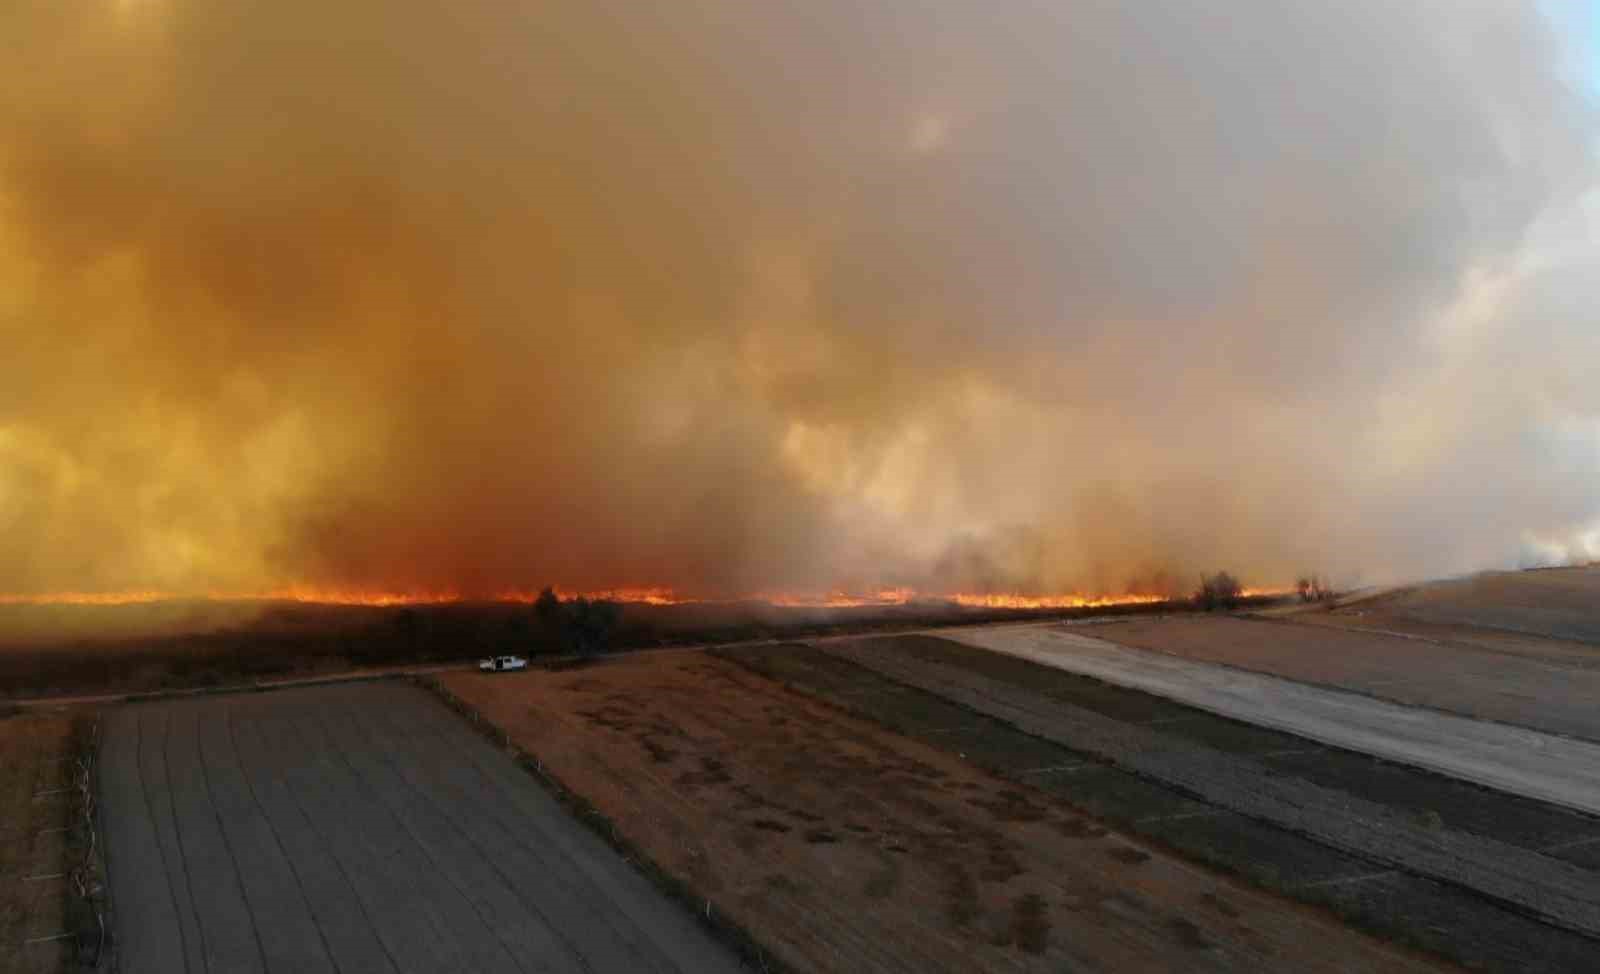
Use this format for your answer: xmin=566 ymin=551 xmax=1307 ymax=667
xmin=0 ymin=591 xmax=180 ymax=606
xmin=0 ymin=588 xmax=466 ymax=607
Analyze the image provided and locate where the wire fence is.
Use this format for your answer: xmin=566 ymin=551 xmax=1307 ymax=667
xmin=67 ymin=717 xmax=106 ymax=968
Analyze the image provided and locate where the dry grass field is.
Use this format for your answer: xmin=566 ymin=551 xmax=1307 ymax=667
xmin=443 ymin=655 xmax=1454 ymax=974
xmin=0 ymin=710 xmax=78 ymax=974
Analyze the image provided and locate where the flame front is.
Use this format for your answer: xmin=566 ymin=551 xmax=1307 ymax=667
xmin=0 ymin=586 xmax=1213 ymax=609
xmin=947 ymin=593 xmax=1167 ymax=610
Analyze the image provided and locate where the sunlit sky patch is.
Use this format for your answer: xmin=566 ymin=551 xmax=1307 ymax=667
xmin=1544 ymin=0 xmax=1600 ymax=95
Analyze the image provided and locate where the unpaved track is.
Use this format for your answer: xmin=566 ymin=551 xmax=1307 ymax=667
xmin=97 ymin=681 xmax=743 ymax=974
xmin=945 ymin=624 xmax=1600 ymax=817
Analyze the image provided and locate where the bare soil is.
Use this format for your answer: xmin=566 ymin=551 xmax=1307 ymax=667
xmin=1295 ymin=611 xmax=1600 ymax=666
xmin=1371 ymin=567 xmax=1600 ymax=644
xmin=0 ymin=711 xmax=76 ymax=974
xmin=1091 ymin=614 xmax=1600 ymax=740
xmin=1293 ymin=567 xmax=1600 ymax=661
xmin=96 ymin=683 xmax=739 ymax=974
xmin=443 ymin=654 xmax=1452 ymax=973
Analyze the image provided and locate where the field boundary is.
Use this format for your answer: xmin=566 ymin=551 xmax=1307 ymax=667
xmin=823 ymin=639 xmax=1600 ymax=938
xmin=66 ymin=715 xmax=107 ymax=970
xmin=717 ymin=642 xmax=1600 ymax=974
xmin=414 ymin=675 xmax=783 ymax=974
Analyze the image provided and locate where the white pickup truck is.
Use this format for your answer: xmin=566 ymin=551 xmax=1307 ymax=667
xmin=478 ymin=655 xmax=529 ymax=673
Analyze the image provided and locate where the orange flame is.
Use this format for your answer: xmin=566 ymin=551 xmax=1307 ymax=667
xmin=1240 ymin=587 xmax=1292 ymax=599
xmin=760 ymin=587 xmax=917 ymax=608
xmin=947 ymin=592 xmax=1167 ymax=610
xmin=1 ymin=585 xmax=1286 ymax=609
xmin=544 ymin=587 xmax=683 ymax=606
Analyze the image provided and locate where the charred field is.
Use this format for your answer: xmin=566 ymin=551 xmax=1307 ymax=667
xmin=0 ymin=595 xmax=1272 ymax=699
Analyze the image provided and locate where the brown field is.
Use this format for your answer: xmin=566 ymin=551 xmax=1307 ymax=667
xmin=1372 ymin=567 xmax=1600 ymax=643
xmin=1091 ymin=614 xmax=1600 ymax=740
xmin=0 ymin=710 xmax=78 ymax=974
xmin=1296 ymin=566 xmax=1600 ymax=661
xmin=442 ymin=654 xmax=1450 ymax=973
xmin=1295 ymin=611 xmax=1600 ymax=666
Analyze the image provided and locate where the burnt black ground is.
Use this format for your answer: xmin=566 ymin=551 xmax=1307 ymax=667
xmin=716 ymin=640 xmax=1600 ymax=974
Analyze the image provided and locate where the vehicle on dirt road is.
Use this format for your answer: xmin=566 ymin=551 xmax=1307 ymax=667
xmin=479 ymin=655 xmax=529 ymax=672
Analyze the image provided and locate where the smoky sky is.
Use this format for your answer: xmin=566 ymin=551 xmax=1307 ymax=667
xmin=2 ymin=0 xmax=1597 ymax=598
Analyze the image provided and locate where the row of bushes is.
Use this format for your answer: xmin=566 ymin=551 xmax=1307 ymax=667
xmin=5 ymin=580 xmax=1318 ymax=696
xmin=1193 ymin=571 xmax=1338 ymax=610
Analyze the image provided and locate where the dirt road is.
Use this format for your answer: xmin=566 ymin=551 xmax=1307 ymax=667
xmin=97 ymin=682 xmax=742 ymax=974
xmin=946 ymin=623 xmax=1600 ymax=816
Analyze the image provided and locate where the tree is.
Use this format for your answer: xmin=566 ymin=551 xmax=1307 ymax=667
xmin=534 ymin=587 xmax=562 ymax=627
xmin=529 ymin=588 xmax=624 ymax=656
xmin=1194 ymin=571 xmax=1242 ymax=611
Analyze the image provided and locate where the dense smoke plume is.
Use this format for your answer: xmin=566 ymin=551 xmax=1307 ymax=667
xmin=2 ymin=0 xmax=1597 ymax=600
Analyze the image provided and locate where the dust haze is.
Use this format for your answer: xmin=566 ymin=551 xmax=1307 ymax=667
xmin=3 ymin=0 xmax=1597 ymax=600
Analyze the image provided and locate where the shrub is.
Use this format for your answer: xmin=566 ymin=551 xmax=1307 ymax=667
xmin=531 ymin=587 xmax=624 ymax=655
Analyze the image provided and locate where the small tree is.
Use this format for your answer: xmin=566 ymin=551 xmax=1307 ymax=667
xmin=1194 ymin=571 xmax=1242 ymax=611
xmin=530 ymin=587 xmax=564 ymax=654
xmin=1296 ymin=574 xmax=1335 ymax=603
